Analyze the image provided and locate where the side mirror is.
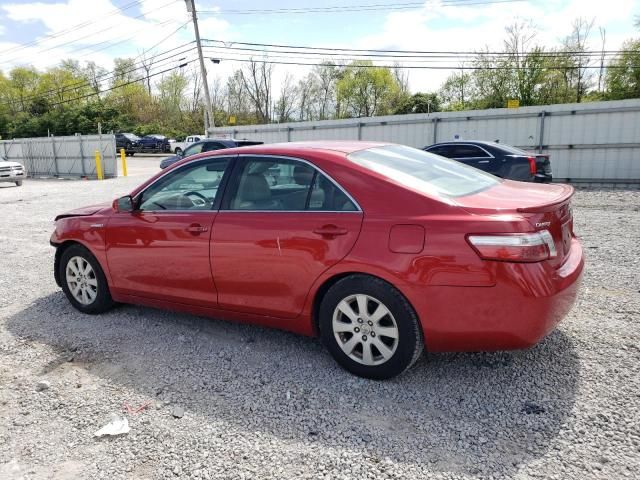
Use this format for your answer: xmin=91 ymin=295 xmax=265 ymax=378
xmin=113 ymin=195 xmax=135 ymax=213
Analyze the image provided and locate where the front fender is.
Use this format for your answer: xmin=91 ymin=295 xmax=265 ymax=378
xmin=50 ymin=216 xmax=113 ymax=287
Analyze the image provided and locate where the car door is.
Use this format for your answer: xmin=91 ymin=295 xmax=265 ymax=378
xmin=211 ymin=155 xmax=363 ymax=319
xmin=106 ymin=156 xmax=233 ymax=306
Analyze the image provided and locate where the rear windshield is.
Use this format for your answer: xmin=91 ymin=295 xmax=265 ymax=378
xmin=347 ymin=145 xmax=499 ymax=198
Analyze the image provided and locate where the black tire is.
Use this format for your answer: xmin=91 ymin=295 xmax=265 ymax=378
xmin=59 ymin=244 xmax=114 ymax=314
xmin=319 ymin=274 xmax=423 ymax=380
xmin=15 ymin=180 xmax=22 ymax=186
xmin=174 ymin=147 xmax=182 ymax=156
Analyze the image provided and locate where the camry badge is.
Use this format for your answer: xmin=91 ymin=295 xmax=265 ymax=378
xmin=535 ymin=221 xmax=551 ymax=228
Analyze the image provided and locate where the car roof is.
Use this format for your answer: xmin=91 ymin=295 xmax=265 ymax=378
xmin=430 ymin=140 xmax=499 ymax=147
xmin=214 ymin=140 xmax=387 ymax=154
xmin=171 ymin=141 xmax=391 ymax=171
xmin=429 ymin=140 xmax=527 ymax=151
xmin=180 ymin=140 xmax=388 ymax=159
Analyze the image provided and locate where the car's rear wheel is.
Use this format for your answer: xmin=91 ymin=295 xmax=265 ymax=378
xmin=15 ymin=180 xmax=22 ymax=186
xmin=319 ymin=275 xmax=423 ymax=380
xmin=175 ymin=147 xmax=182 ymax=155
xmin=59 ymin=244 xmax=114 ymax=314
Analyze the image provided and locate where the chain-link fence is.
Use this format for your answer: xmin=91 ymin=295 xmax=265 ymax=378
xmin=0 ymin=134 xmax=117 ymax=179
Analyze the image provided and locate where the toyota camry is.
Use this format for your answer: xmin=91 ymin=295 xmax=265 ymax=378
xmin=50 ymin=142 xmax=584 ymax=379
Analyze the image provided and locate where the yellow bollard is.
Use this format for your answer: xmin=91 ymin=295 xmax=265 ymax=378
xmin=94 ymin=150 xmax=103 ymax=180
xmin=120 ymin=148 xmax=128 ymax=177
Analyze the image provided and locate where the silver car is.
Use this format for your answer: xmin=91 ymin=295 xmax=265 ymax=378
xmin=0 ymin=156 xmax=26 ymax=186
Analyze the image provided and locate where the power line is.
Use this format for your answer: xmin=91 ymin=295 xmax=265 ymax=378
xmin=0 ymin=0 xmax=147 ymax=56
xmin=203 ymin=39 xmax=627 ymax=58
xmin=0 ymin=44 xmax=196 ymax=108
xmin=204 ymin=43 xmax=627 ymax=62
xmin=199 ymin=0 xmax=525 ymax=15
xmin=2 ymin=0 xmax=180 ymax=65
xmin=61 ymin=19 xmax=177 ymax=61
xmin=136 ymin=21 xmax=190 ymax=58
xmin=199 ymin=54 xmax=638 ymax=71
xmin=47 ymin=59 xmax=196 ymax=108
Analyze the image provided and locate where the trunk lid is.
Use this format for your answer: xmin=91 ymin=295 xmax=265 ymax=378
xmin=455 ymin=180 xmax=574 ymax=267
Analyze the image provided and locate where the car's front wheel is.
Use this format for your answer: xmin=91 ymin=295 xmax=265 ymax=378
xmin=59 ymin=244 xmax=114 ymax=314
xmin=319 ymin=275 xmax=423 ymax=380
xmin=15 ymin=180 xmax=22 ymax=186
xmin=174 ymin=147 xmax=182 ymax=155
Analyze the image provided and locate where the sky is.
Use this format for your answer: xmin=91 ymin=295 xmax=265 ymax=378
xmin=0 ymin=0 xmax=639 ymax=92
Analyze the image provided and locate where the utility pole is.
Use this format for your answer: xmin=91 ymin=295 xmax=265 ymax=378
xmin=185 ymin=0 xmax=214 ymax=131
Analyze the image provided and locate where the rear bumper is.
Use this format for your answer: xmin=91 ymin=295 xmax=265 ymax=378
xmin=410 ymin=238 xmax=584 ymax=352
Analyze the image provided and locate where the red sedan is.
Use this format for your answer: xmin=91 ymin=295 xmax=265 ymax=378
xmin=51 ymin=142 xmax=584 ymax=379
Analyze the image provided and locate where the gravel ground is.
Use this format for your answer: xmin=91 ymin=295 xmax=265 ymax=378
xmin=0 ymin=165 xmax=638 ymax=479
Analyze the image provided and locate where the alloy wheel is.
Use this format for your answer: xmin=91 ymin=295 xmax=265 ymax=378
xmin=65 ymin=256 xmax=98 ymax=305
xmin=332 ymin=294 xmax=399 ymax=366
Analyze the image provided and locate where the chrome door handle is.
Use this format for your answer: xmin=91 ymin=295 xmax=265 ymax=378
xmin=187 ymin=224 xmax=208 ymax=234
xmin=313 ymin=226 xmax=348 ymax=237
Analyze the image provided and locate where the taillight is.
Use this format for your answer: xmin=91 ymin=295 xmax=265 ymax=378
xmin=527 ymin=156 xmax=537 ymax=175
xmin=467 ymin=230 xmax=557 ymax=263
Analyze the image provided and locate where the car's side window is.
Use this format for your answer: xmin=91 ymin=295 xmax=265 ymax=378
xmin=429 ymin=145 xmax=455 ymax=158
xmin=228 ymin=158 xmax=311 ymax=211
xmin=451 ymin=145 xmax=490 ymax=159
xmin=202 ymin=142 xmax=224 ymax=153
xmin=183 ymin=143 xmax=204 ymax=156
xmin=226 ymin=157 xmax=357 ymax=212
xmin=308 ymin=172 xmax=357 ymax=211
xmin=138 ymin=158 xmax=229 ymax=212
xmin=426 ymin=145 xmax=445 ymax=156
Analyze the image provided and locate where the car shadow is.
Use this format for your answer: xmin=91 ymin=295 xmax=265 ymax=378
xmin=6 ymin=293 xmax=579 ymax=477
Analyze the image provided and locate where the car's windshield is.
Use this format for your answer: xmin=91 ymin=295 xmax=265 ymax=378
xmin=123 ymin=133 xmax=140 ymax=140
xmin=347 ymin=144 xmax=499 ymax=198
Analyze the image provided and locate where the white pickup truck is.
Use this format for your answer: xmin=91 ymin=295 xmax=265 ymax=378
xmin=0 ymin=156 xmax=26 ymax=187
xmin=169 ymin=135 xmax=205 ymax=155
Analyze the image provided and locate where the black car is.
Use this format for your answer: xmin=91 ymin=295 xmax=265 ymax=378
xmin=138 ymin=134 xmax=171 ymax=153
xmin=424 ymin=141 xmax=552 ymax=183
xmin=159 ymin=138 xmax=264 ymax=169
xmin=114 ymin=133 xmax=141 ymax=156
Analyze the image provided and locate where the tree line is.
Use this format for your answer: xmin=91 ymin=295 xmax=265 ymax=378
xmin=1 ymin=17 xmax=639 ymax=140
